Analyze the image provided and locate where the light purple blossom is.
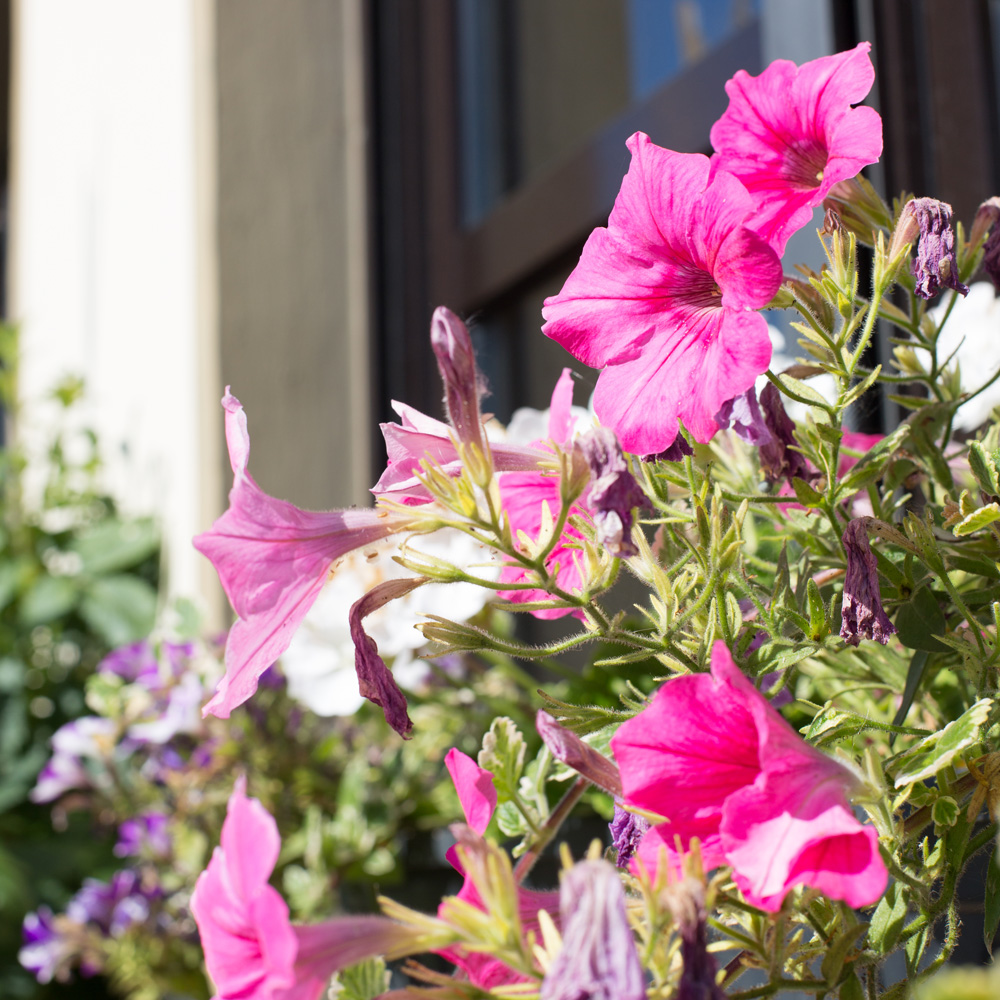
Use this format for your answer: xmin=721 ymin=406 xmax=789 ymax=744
xmin=539 ymin=860 xmax=644 ymax=1000
xmin=19 ymin=907 xmax=71 ymax=984
xmin=66 ymin=871 xmax=156 ymax=937
xmin=30 ymin=717 xmax=116 ymax=803
xmin=716 ymin=388 xmax=773 ymax=446
xmin=114 ymin=813 xmax=171 ymax=859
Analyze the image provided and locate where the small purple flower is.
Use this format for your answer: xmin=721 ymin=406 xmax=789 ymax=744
xmin=758 ymin=383 xmax=809 ymax=486
xmin=67 ymin=871 xmax=155 ymax=937
xmin=114 ymin=812 xmax=171 ymax=859
xmin=540 ymin=860 xmax=644 ymax=1000
xmin=99 ymin=641 xmax=160 ymax=686
xmin=610 ymin=805 xmax=650 ymax=868
xmin=19 ymin=907 xmax=70 ymax=984
xmin=716 ymin=387 xmax=773 ymax=446
xmin=127 ymin=672 xmax=203 ymax=744
xmin=578 ymin=426 xmax=649 ymax=558
xmin=899 ymin=197 xmax=969 ymax=300
xmin=30 ymin=718 xmax=115 ymax=803
xmin=840 ymin=518 xmax=896 ymax=646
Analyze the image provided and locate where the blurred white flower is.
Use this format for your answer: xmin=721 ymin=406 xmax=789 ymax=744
xmin=281 ymin=529 xmax=498 ymax=717
xmin=931 ymin=282 xmax=1000 ymax=432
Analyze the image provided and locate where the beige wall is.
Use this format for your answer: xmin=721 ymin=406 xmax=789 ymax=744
xmin=214 ymin=0 xmax=370 ymax=512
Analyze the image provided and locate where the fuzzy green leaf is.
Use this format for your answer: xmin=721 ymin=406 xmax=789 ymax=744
xmin=891 ymin=699 xmax=993 ymax=787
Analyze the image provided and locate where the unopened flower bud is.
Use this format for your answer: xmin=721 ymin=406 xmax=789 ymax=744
xmin=897 ymin=198 xmax=969 ymax=299
xmin=536 ymin=711 xmax=622 ymax=796
xmin=840 ymin=518 xmax=896 ymax=646
xmin=973 ymin=197 xmax=1000 ymax=293
xmin=431 ymin=307 xmax=489 ymax=460
xmin=540 ymin=861 xmax=644 ymax=1000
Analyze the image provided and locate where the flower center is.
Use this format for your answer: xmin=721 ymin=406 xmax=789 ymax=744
xmin=681 ymin=266 xmax=724 ymax=310
xmin=781 ymin=138 xmax=830 ymax=191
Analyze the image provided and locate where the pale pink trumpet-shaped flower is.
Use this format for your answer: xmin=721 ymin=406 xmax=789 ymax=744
xmin=611 ymin=642 xmax=886 ymax=912
xmin=710 ymin=43 xmax=883 ymax=256
xmin=498 ymin=369 xmax=591 ymax=618
xmin=194 ymin=390 xmax=419 ymax=719
xmin=543 ymin=133 xmax=782 ymax=456
xmin=192 ymin=778 xmax=417 ymax=1000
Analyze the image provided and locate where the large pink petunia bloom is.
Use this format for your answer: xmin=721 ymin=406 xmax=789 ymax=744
xmin=611 ymin=642 xmax=887 ymax=912
xmin=192 ymin=779 xmax=416 ymax=1000
xmin=194 ymin=390 xmax=418 ymax=718
xmin=710 ymin=42 xmax=883 ymax=256
xmin=542 ymin=133 xmax=782 ymax=456
xmin=497 ymin=369 xmax=590 ymax=619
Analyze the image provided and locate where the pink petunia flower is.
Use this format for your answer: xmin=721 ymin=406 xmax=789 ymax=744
xmin=194 ymin=390 xmax=420 ymax=719
xmin=437 ymin=751 xmax=558 ymax=989
xmin=710 ymin=43 xmax=883 ymax=256
xmin=611 ymin=642 xmax=887 ymax=912
xmin=497 ymin=369 xmax=591 ymax=618
xmin=191 ymin=778 xmax=416 ymax=1000
xmin=542 ymin=133 xmax=782 ymax=456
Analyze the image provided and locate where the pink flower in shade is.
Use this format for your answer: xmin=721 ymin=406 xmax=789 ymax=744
xmin=437 ymin=751 xmax=558 ymax=989
xmin=710 ymin=43 xmax=883 ymax=256
xmin=194 ymin=390 xmax=418 ymax=719
xmin=542 ymin=133 xmax=783 ymax=456
xmin=497 ymin=369 xmax=591 ymax=619
xmin=611 ymin=642 xmax=887 ymax=912
xmin=192 ymin=779 xmax=417 ymax=1000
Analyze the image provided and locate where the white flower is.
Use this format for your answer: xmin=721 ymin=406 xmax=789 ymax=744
xmin=931 ymin=282 xmax=1000 ymax=431
xmin=281 ymin=529 xmax=497 ymax=717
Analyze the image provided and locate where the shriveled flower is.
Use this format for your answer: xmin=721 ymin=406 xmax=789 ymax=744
xmin=577 ymin=426 xmax=649 ymax=557
xmin=192 ymin=778 xmax=418 ymax=1000
xmin=973 ymin=196 xmax=1000 ymax=293
xmin=897 ymin=198 xmax=969 ymax=300
xmin=539 ymin=860 xmax=644 ymax=1000
xmin=609 ymin=805 xmax=649 ymax=869
xmin=193 ymin=390 xmax=421 ymax=719
xmin=611 ymin=641 xmax=887 ymax=911
xmin=716 ymin=387 xmax=772 ymax=446
xmin=840 ymin=517 xmax=896 ymax=646
xmin=758 ymin=382 xmax=810 ymax=486
xmin=543 ymin=132 xmax=782 ymax=456
xmin=536 ymin=710 xmax=622 ymax=796
xmin=710 ymin=43 xmax=883 ymax=255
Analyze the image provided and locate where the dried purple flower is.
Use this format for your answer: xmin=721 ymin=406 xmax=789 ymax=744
xmin=350 ymin=577 xmax=427 ymax=738
xmin=664 ymin=877 xmax=726 ymax=1000
xmin=610 ymin=805 xmax=650 ymax=868
xmin=540 ymin=860 xmax=645 ymax=1000
xmin=577 ymin=426 xmax=649 ymax=557
xmin=536 ymin=710 xmax=622 ymax=796
xmin=840 ymin=517 xmax=896 ymax=646
xmin=643 ymin=435 xmax=694 ymax=463
xmin=899 ymin=197 xmax=969 ymax=300
xmin=758 ymin=383 xmax=809 ymax=485
xmin=715 ymin=388 xmax=773 ymax=446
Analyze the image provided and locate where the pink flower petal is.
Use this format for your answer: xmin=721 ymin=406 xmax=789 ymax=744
xmin=445 ymin=748 xmax=497 ymax=835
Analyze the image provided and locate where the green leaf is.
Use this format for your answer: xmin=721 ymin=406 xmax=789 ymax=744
xmin=840 ymin=364 xmax=882 ymax=409
xmin=838 ymin=423 xmax=911 ymax=495
xmin=969 ymin=441 xmax=1000 ymax=497
xmin=478 ymin=717 xmax=526 ymax=802
xmin=905 ymin=922 xmax=930 ymax=978
xmin=893 ymin=650 xmax=930 ymax=727
xmin=821 ymin=921 xmax=869 ymax=987
xmin=333 ymin=958 xmax=390 ymax=1000
xmin=0 ymin=560 xmax=19 ymax=614
xmin=891 ymin=698 xmax=993 ymax=787
xmin=954 ymin=504 xmax=1000 ymax=536
xmin=536 ymin=691 xmax=632 ymax=736
xmin=69 ymin=517 xmax=159 ymax=575
xmin=79 ymin=574 xmax=157 ymax=646
xmin=791 ymin=477 xmax=825 ymax=508
xmin=19 ymin=574 xmax=79 ymax=626
xmin=894 ymin=588 xmax=948 ymax=653
xmin=986 ymin=847 xmax=1000 ymax=954
xmin=770 ymin=370 xmax=834 ymax=408
xmin=869 ymin=880 xmax=908 ymax=954
xmin=932 ymin=795 xmax=960 ymax=828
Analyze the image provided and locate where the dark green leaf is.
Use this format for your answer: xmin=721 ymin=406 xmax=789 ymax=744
xmin=894 ymin=588 xmax=948 ymax=653
xmin=19 ymin=575 xmax=79 ymax=626
xmin=79 ymin=574 xmax=157 ymax=646
xmin=986 ymin=847 xmax=1000 ymax=954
